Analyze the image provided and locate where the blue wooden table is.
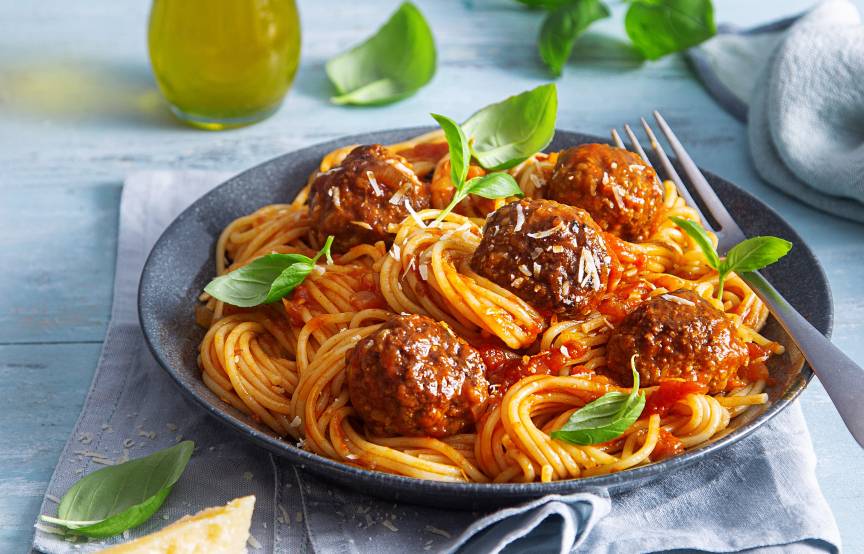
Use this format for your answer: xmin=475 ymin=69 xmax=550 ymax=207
xmin=1 ymin=1 xmax=862 ymax=551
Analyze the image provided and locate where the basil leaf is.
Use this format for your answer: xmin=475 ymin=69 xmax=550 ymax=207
xmin=205 ymin=237 xmax=333 ymax=307
xmin=205 ymin=253 xmax=313 ymax=307
xmin=516 ymin=0 xmax=574 ymax=8
xmin=552 ymin=359 xmax=645 ymax=445
xmin=326 ymin=2 xmax=436 ymax=105
xmin=462 ymin=173 xmax=524 ymax=200
xmin=723 ymin=236 xmax=792 ymax=274
xmin=539 ymin=0 xmax=610 ymax=77
xmin=461 ymin=84 xmax=558 ymax=170
xmin=41 ymin=441 xmax=194 ymax=538
xmin=670 ymin=216 xmax=719 ymax=269
xmin=431 ymin=113 xmax=471 ymax=189
xmin=265 ymin=261 xmax=315 ymax=303
xmin=624 ymin=0 xmax=716 ymax=60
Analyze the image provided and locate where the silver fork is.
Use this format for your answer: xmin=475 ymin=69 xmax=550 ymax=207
xmin=612 ymin=111 xmax=864 ymax=448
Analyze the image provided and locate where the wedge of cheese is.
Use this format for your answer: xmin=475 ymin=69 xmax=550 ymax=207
xmin=99 ymin=496 xmax=256 ymax=554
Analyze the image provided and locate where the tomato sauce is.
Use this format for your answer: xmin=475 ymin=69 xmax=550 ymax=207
xmin=397 ymin=142 xmax=450 ymax=164
xmin=485 ymin=348 xmax=575 ymax=390
xmin=282 ymin=284 xmax=313 ymax=326
xmin=650 ymin=428 xmax=684 ymax=461
xmin=643 ymin=380 xmax=708 ymax=418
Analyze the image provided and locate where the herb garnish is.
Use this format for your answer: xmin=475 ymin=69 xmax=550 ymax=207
xmin=461 ymin=84 xmax=558 ymax=170
xmin=40 ymin=441 xmax=194 ymax=538
xmin=326 ymin=2 xmax=436 ymax=106
xmin=205 ymin=236 xmax=334 ymax=307
xmin=429 ymin=114 xmax=524 ymax=225
xmin=552 ymin=357 xmax=645 ymax=445
xmin=671 ymin=216 xmax=792 ymax=300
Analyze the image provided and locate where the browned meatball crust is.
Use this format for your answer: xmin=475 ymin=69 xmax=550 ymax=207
xmin=605 ymin=290 xmax=749 ymax=393
xmin=308 ymin=144 xmax=431 ymax=252
xmin=547 ymin=143 xmax=664 ymax=242
xmin=470 ymin=199 xmax=611 ymax=318
xmin=347 ymin=314 xmax=489 ymax=438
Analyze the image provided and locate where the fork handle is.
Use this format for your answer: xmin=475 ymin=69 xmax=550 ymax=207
xmin=741 ymin=270 xmax=864 ymax=448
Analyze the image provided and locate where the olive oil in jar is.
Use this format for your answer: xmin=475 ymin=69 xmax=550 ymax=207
xmin=148 ymin=0 xmax=301 ymax=130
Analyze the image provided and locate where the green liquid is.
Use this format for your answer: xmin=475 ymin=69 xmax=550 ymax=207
xmin=148 ymin=0 xmax=301 ymax=130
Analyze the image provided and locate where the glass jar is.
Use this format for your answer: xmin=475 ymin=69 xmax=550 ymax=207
xmin=148 ymin=0 xmax=301 ymax=130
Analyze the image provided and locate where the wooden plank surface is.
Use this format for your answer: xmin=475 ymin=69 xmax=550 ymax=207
xmin=1 ymin=0 xmax=862 ymax=551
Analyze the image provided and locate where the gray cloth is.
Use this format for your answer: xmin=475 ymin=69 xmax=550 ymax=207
xmin=32 ymin=171 xmax=841 ymax=553
xmin=688 ymin=0 xmax=864 ymax=223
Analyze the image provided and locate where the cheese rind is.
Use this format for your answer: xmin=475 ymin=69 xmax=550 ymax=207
xmin=98 ymin=495 xmax=255 ymax=554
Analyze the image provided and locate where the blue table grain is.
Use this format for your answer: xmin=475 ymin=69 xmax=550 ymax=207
xmin=1 ymin=0 xmax=862 ymax=551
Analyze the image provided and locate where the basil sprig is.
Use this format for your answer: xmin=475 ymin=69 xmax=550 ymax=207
xmin=40 ymin=441 xmax=194 ymax=538
xmin=205 ymin=236 xmax=334 ymax=307
xmin=461 ymin=84 xmax=558 ymax=170
xmin=539 ymin=0 xmax=610 ymax=77
xmin=522 ymin=0 xmax=716 ymax=75
xmin=326 ymin=2 xmax=436 ymax=106
xmin=430 ymin=113 xmax=524 ymax=225
xmin=671 ymin=216 xmax=792 ymax=300
xmin=552 ymin=358 xmax=645 ymax=445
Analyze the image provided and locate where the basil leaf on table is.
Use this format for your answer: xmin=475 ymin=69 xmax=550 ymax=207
xmin=539 ymin=0 xmax=611 ymax=77
xmin=40 ymin=441 xmax=194 ymax=538
xmin=325 ymin=2 xmax=436 ymax=106
xmin=552 ymin=358 xmax=645 ymax=445
xmin=624 ymin=0 xmax=716 ymax=60
xmin=461 ymin=83 xmax=558 ymax=170
xmin=516 ymin=0 xmax=574 ymax=8
xmin=205 ymin=236 xmax=334 ymax=307
xmin=431 ymin=113 xmax=471 ymax=188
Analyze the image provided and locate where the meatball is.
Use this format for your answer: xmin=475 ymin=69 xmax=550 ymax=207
xmin=605 ymin=290 xmax=748 ymax=393
xmin=547 ymin=143 xmax=664 ymax=242
xmin=308 ymin=144 xmax=431 ymax=252
xmin=346 ymin=314 xmax=489 ymax=438
xmin=470 ymin=199 xmax=611 ymax=318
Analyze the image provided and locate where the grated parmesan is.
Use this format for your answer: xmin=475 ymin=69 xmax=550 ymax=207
xmin=389 ymin=244 xmax=401 ymax=261
xmin=351 ymin=220 xmax=373 ymax=230
xmin=419 ymin=264 xmax=429 ymax=281
xmin=527 ymin=221 xmax=565 ymax=239
xmin=381 ymin=520 xmax=399 ymax=532
xmin=611 ymin=184 xmax=625 ymax=211
xmin=366 ymin=171 xmax=383 ymax=196
xmin=424 ymin=525 xmax=452 ymax=538
xmin=514 ymin=204 xmax=525 ymax=232
xmin=389 ymin=186 xmax=406 ymax=205
xmin=404 ymin=200 xmax=426 ymax=228
xmin=662 ymin=293 xmax=696 ymax=306
xmin=248 ymin=536 xmax=263 ymax=550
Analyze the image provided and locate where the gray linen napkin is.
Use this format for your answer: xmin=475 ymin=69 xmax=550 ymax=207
xmin=688 ymin=0 xmax=864 ymax=223
xmin=32 ymin=171 xmax=841 ymax=553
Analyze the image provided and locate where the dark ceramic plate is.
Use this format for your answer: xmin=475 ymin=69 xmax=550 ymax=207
xmin=139 ymin=127 xmax=832 ymax=510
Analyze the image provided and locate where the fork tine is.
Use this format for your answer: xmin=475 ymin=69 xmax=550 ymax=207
xmin=623 ymin=124 xmax=651 ymax=164
xmin=652 ymin=111 xmax=744 ymax=242
xmin=611 ymin=129 xmax=625 ymax=149
xmin=637 ymin=118 xmax=710 ymax=230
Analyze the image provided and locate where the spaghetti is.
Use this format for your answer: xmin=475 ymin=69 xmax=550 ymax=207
xmin=195 ymin=131 xmax=780 ymax=483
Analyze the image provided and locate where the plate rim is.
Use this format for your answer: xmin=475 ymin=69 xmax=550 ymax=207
xmin=138 ymin=126 xmax=833 ymax=499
